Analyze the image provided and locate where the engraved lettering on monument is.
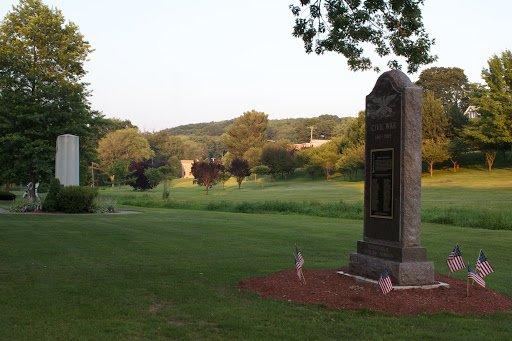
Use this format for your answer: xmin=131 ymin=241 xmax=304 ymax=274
xmin=370 ymin=149 xmax=393 ymax=218
xmin=348 ymin=70 xmax=435 ymax=286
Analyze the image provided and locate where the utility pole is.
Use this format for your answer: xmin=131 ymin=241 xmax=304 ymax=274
xmin=90 ymin=162 xmax=100 ymax=187
xmin=309 ymin=126 xmax=314 ymax=143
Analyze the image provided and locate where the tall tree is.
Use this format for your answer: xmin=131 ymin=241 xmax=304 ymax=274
xmin=293 ymin=114 xmax=341 ymax=142
xmin=0 ymin=0 xmax=93 ymax=196
xmin=417 ymin=67 xmax=469 ymax=109
xmin=302 ymin=140 xmax=340 ymax=179
xmin=97 ymin=128 xmax=154 ymax=179
xmin=222 ymin=110 xmax=268 ymax=157
xmin=260 ymin=142 xmax=296 ymax=179
xmin=422 ymin=91 xmax=449 ymax=140
xmin=289 ymin=0 xmax=436 ymax=72
xmin=336 ymin=143 xmax=365 ymax=179
xmin=462 ymin=50 xmax=512 ymax=171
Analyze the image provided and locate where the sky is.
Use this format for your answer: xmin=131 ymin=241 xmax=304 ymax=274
xmin=1 ymin=1 xmax=511 ymax=131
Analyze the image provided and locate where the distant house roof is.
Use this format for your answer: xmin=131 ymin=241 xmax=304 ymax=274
xmin=292 ymin=139 xmax=331 ymax=150
xmin=310 ymin=139 xmax=330 ymax=148
xmin=464 ymin=106 xmax=480 ymax=119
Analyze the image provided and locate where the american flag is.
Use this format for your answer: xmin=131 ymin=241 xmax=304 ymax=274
xmin=294 ymin=248 xmax=305 ymax=282
xmin=476 ymin=250 xmax=494 ymax=277
xmin=447 ymin=244 xmax=465 ymax=272
xmin=468 ymin=266 xmax=486 ymax=288
xmin=378 ymin=269 xmax=393 ymax=295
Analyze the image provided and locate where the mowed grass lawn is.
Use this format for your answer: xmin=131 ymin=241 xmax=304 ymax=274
xmin=1 ymin=208 xmax=511 ymax=339
xmin=105 ymin=168 xmax=512 ymax=213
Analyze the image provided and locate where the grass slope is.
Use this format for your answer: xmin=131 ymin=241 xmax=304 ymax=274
xmin=106 ymin=168 xmax=512 ymax=230
xmin=0 ymin=208 xmax=511 ymax=339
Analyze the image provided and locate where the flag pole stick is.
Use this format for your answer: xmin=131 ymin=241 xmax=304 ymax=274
xmin=301 ymin=268 xmax=306 ymax=285
xmin=466 ymin=277 xmax=469 ymax=297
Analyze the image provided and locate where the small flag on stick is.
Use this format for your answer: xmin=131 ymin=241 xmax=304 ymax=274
xmin=294 ymin=246 xmax=306 ymax=285
xmin=476 ymin=250 xmax=494 ymax=277
xmin=447 ymin=244 xmax=465 ymax=273
xmin=467 ymin=266 xmax=485 ymax=298
xmin=378 ymin=269 xmax=393 ymax=295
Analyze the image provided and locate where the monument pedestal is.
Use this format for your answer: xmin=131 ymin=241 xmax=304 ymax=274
xmin=349 ymin=241 xmax=434 ymax=286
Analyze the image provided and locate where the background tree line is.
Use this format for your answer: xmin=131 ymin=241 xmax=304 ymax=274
xmin=1 ymin=0 xmax=511 ymax=194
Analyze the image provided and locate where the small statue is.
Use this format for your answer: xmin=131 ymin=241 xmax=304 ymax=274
xmin=22 ymin=182 xmax=34 ymax=199
xmin=35 ymin=182 xmax=40 ymax=199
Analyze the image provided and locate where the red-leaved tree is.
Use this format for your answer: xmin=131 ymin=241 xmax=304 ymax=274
xmin=191 ymin=160 xmax=223 ymax=194
xmin=228 ymin=158 xmax=251 ymax=189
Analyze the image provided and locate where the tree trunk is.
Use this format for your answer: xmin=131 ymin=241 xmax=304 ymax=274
xmin=485 ymin=151 xmax=496 ymax=172
xmin=450 ymin=159 xmax=458 ymax=172
xmin=429 ymin=161 xmax=434 ymax=176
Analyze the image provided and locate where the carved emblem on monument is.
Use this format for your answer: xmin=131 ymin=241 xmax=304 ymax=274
xmin=366 ymin=93 xmax=399 ymax=119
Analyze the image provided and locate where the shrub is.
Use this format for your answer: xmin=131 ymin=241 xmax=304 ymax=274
xmin=92 ymin=196 xmax=117 ymax=213
xmin=128 ymin=159 xmax=170 ymax=190
xmin=43 ymin=178 xmax=62 ymax=212
xmin=57 ymin=186 xmax=98 ymax=213
xmin=0 ymin=191 xmax=16 ymax=201
xmin=9 ymin=200 xmax=41 ymax=213
xmin=144 ymin=167 xmax=166 ymax=188
xmin=162 ymin=180 xmax=171 ymax=200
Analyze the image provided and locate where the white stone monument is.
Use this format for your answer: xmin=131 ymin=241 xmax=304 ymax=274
xmin=55 ymin=134 xmax=79 ymax=186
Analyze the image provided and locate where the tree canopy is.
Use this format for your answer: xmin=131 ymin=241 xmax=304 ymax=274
xmin=228 ymin=158 xmax=251 ymax=189
xmin=97 ymin=128 xmax=154 ymax=175
xmin=421 ymin=91 xmax=449 ymax=140
xmin=462 ymin=50 xmax=512 ymax=171
xmin=289 ymin=0 xmax=436 ymax=72
xmin=222 ymin=111 xmax=269 ymax=157
xmin=417 ymin=67 xmax=469 ymax=109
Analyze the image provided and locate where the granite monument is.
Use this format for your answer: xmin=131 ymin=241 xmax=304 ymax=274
xmin=348 ymin=70 xmax=435 ymax=286
xmin=55 ymin=134 xmax=79 ymax=186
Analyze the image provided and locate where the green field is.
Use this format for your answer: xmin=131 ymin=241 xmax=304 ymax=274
xmin=105 ymin=168 xmax=512 ymax=231
xmin=1 ymin=208 xmax=511 ymax=340
xmin=105 ymin=168 xmax=512 ymax=212
xmin=1 ymin=168 xmax=511 ymax=339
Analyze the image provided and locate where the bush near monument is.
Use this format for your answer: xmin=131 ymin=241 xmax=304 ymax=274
xmin=56 ymin=186 xmax=98 ymax=213
xmin=0 ymin=191 xmax=16 ymax=201
xmin=42 ymin=178 xmax=62 ymax=212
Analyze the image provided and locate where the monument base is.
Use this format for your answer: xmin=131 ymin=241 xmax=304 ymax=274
xmin=337 ymin=271 xmax=449 ymax=289
xmin=349 ymin=252 xmax=435 ymax=286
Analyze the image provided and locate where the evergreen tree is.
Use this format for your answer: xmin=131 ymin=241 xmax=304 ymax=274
xmin=422 ymin=91 xmax=449 ymax=140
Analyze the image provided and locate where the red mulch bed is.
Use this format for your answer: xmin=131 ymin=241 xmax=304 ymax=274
xmin=238 ymin=268 xmax=512 ymax=316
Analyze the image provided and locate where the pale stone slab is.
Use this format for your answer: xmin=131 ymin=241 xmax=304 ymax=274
xmin=55 ymin=134 xmax=79 ymax=186
xmin=337 ymin=271 xmax=449 ymax=290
